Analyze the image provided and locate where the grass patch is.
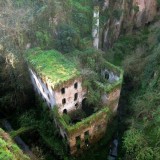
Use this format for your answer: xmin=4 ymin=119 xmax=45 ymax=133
xmin=25 ymin=48 xmax=80 ymax=89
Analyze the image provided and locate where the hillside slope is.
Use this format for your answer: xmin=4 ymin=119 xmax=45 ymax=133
xmin=0 ymin=128 xmax=30 ymax=160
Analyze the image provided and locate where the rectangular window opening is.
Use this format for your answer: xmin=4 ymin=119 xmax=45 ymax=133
xmin=84 ymin=131 xmax=89 ymax=145
xmin=74 ymin=93 xmax=78 ymax=101
xmin=76 ymin=136 xmax=81 ymax=150
xmin=74 ymin=82 xmax=78 ymax=89
xmin=61 ymin=88 xmax=65 ymax=94
xmin=62 ymin=98 xmax=66 ymax=105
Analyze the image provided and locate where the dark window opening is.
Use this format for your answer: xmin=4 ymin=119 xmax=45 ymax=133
xmin=75 ymin=103 xmax=78 ymax=108
xmin=74 ymin=93 xmax=78 ymax=101
xmin=105 ymin=72 xmax=109 ymax=80
xmin=62 ymin=98 xmax=66 ymax=105
xmin=61 ymin=88 xmax=65 ymax=94
xmin=74 ymin=82 xmax=78 ymax=89
xmin=84 ymin=131 xmax=89 ymax=145
xmin=76 ymin=136 xmax=81 ymax=150
xmin=63 ymin=109 xmax=67 ymax=114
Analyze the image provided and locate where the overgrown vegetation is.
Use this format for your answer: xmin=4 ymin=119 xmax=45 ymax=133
xmin=1 ymin=0 xmax=160 ymax=160
xmin=25 ymin=48 xmax=79 ymax=88
xmin=67 ymin=48 xmax=123 ymax=107
xmin=53 ymin=106 xmax=110 ymax=134
xmin=106 ymin=20 xmax=160 ymax=160
xmin=0 ymin=128 xmax=30 ymax=160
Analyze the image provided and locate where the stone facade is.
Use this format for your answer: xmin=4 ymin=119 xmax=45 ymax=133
xmin=101 ymin=88 xmax=121 ymax=112
xmin=30 ymin=69 xmax=56 ymax=108
xmin=30 ymin=68 xmax=86 ymax=114
xmin=68 ymin=113 xmax=107 ymax=155
xmin=54 ymin=70 xmax=123 ymax=155
xmin=27 ymin=50 xmax=123 ymax=155
xmin=54 ymin=78 xmax=86 ymax=114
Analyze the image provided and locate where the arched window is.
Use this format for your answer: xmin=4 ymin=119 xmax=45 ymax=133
xmin=63 ymin=109 xmax=67 ymax=114
xmin=104 ymin=71 xmax=109 ymax=80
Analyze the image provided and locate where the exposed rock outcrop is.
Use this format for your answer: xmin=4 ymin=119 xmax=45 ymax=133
xmin=133 ymin=0 xmax=157 ymax=27
xmin=102 ymin=0 xmax=157 ymax=50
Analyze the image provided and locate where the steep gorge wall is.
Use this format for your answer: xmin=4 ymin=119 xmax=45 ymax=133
xmin=101 ymin=0 xmax=157 ymax=50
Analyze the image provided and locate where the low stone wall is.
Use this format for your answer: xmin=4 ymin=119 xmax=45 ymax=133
xmin=53 ymin=107 xmax=109 ymax=155
xmin=102 ymin=86 xmax=121 ymax=112
xmin=68 ymin=113 xmax=107 ymax=155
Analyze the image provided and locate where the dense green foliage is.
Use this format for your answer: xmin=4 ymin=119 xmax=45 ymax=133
xmin=0 ymin=128 xmax=30 ymax=160
xmin=67 ymin=49 xmax=123 ymax=106
xmin=25 ymin=48 xmax=79 ymax=88
xmin=1 ymin=0 xmax=160 ymax=160
xmin=106 ymin=21 xmax=160 ymax=159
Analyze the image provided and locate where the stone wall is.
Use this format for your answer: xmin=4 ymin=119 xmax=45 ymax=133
xmin=101 ymin=87 xmax=121 ymax=112
xmin=54 ymin=78 xmax=86 ymax=114
xmin=30 ymin=68 xmax=86 ymax=114
xmin=107 ymin=88 xmax=121 ymax=112
xmin=67 ymin=112 xmax=107 ymax=155
xmin=53 ymin=66 xmax=122 ymax=155
xmin=30 ymin=68 xmax=56 ymax=108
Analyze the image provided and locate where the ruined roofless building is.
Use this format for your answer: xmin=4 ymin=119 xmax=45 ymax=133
xmin=25 ymin=48 xmax=123 ymax=155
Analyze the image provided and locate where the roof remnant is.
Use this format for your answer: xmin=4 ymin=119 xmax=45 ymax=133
xmin=25 ymin=48 xmax=80 ymax=88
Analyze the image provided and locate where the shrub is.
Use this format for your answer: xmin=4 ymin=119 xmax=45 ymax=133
xmin=55 ymin=24 xmax=80 ymax=53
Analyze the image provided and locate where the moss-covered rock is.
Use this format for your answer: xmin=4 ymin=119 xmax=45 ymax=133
xmin=0 ymin=128 xmax=30 ymax=160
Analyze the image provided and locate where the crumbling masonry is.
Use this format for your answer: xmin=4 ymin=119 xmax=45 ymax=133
xmin=25 ymin=48 xmax=123 ymax=155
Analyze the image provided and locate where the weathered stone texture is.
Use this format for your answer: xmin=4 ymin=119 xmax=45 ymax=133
xmin=55 ymin=78 xmax=86 ymax=114
xmin=102 ymin=88 xmax=121 ymax=112
xmin=102 ymin=0 xmax=157 ymax=49
xmin=68 ymin=113 xmax=107 ymax=155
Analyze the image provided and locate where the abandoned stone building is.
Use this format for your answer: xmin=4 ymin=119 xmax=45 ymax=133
xmin=25 ymin=48 xmax=123 ymax=155
xmin=25 ymin=49 xmax=86 ymax=114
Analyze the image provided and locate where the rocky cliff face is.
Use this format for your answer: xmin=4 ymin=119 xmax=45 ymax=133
xmin=101 ymin=0 xmax=157 ymax=50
